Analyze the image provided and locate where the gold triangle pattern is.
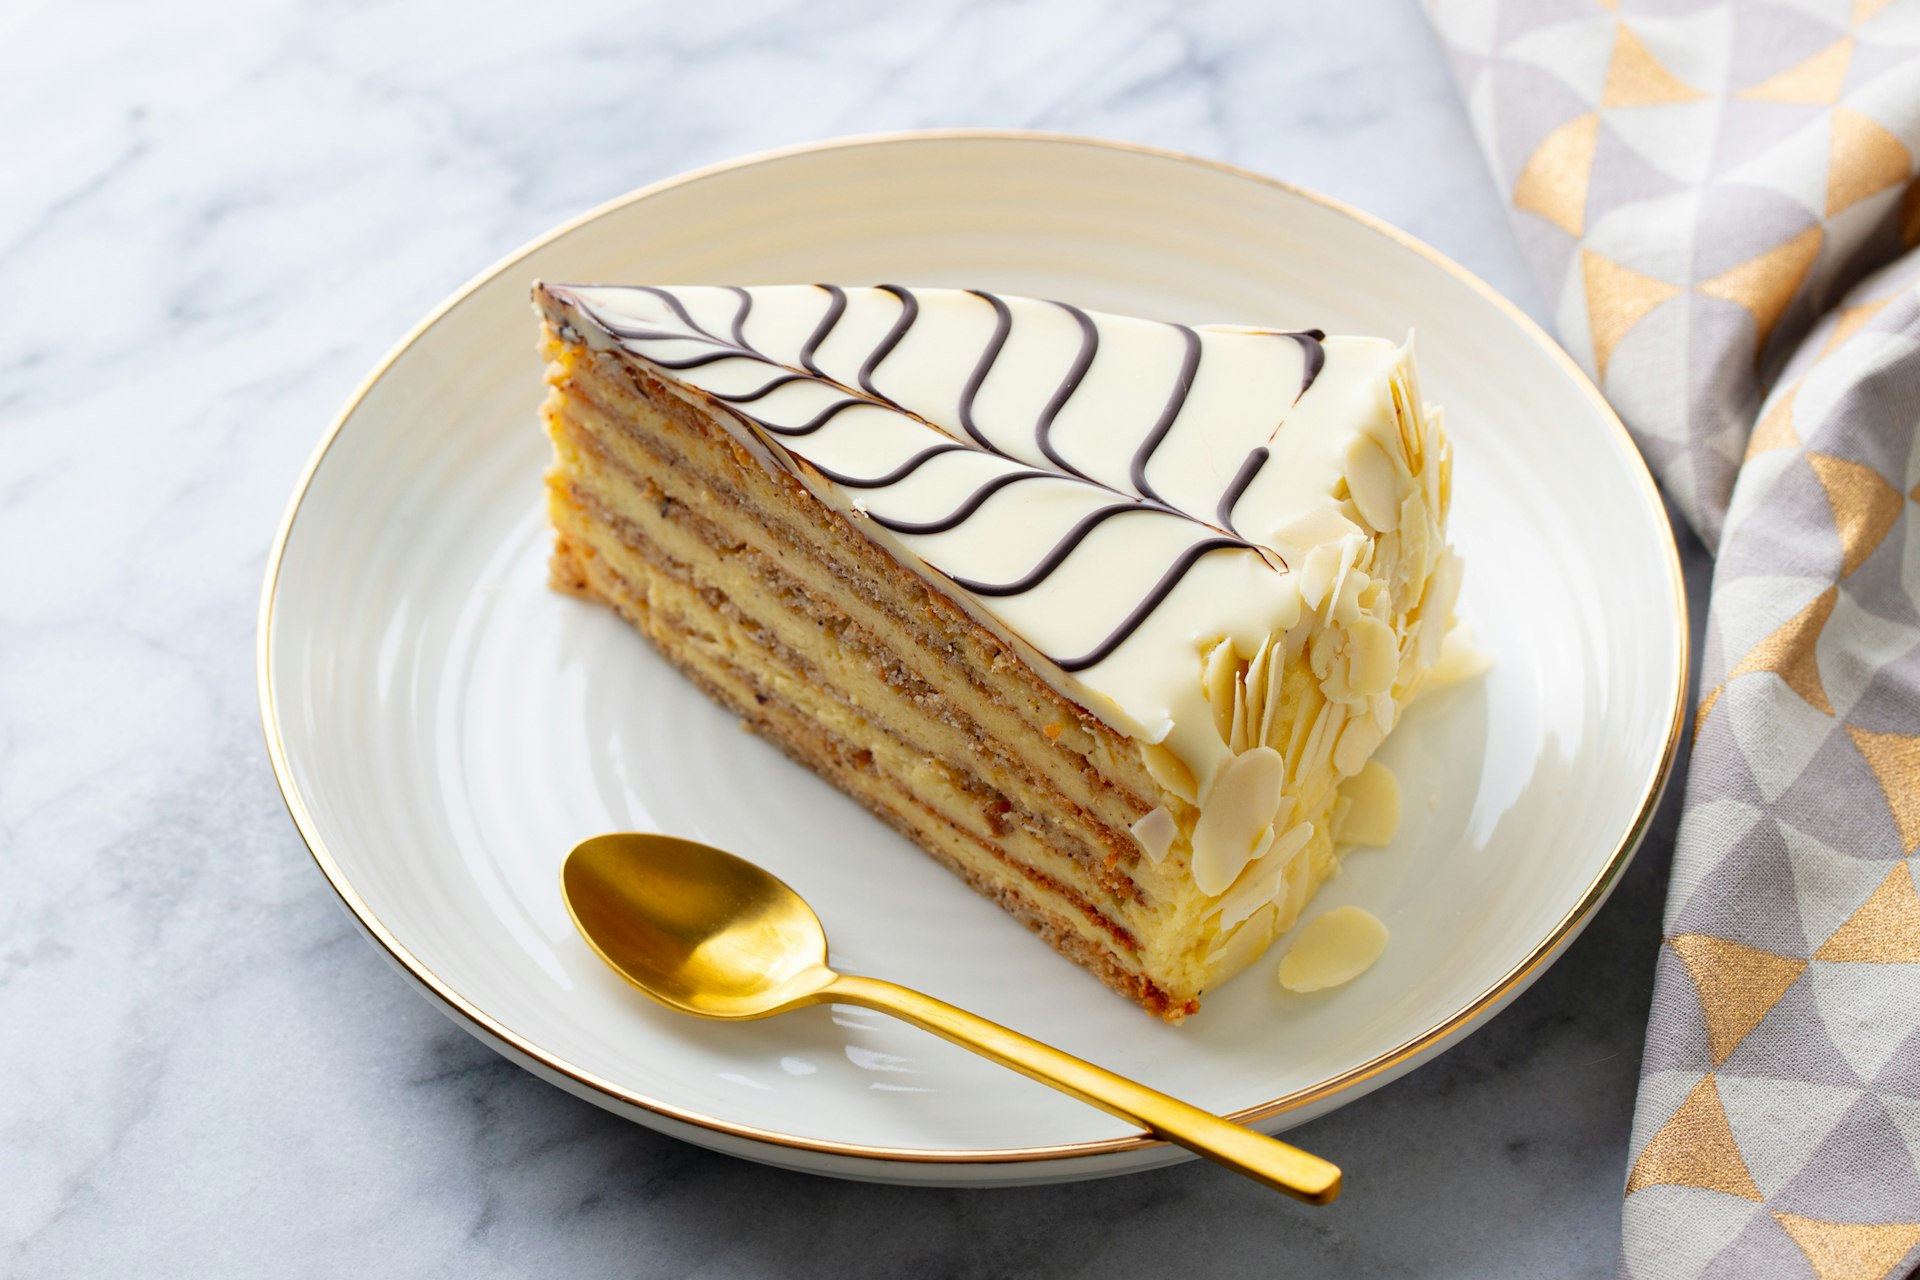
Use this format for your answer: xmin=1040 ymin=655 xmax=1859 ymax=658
xmin=1846 ymin=726 xmax=1920 ymax=854
xmin=1597 ymin=0 xmax=1618 ymax=10
xmin=1746 ymin=383 xmax=1802 ymax=460
xmin=1625 ymin=1074 xmax=1764 ymax=1199
xmin=1816 ymin=863 xmax=1920 ymax=961
xmin=1822 ymin=296 xmax=1892 ymax=357
xmin=1604 ymin=26 xmax=1706 ymax=107
xmin=1514 ymin=114 xmax=1599 ymax=236
xmin=1727 ymin=585 xmax=1837 ymax=715
xmin=1671 ymin=934 xmax=1808 ymax=1065
xmin=1741 ymin=38 xmax=1854 ymax=105
xmin=1829 ymin=108 xmax=1913 ymax=218
xmin=1584 ymin=249 xmax=1682 ymax=380
xmin=1853 ymin=0 xmax=1898 ymax=27
xmin=1699 ymin=226 xmax=1825 ymax=353
xmin=1808 ymin=454 xmax=1904 ymax=577
xmin=1774 ymin=1212 xmax=1920 ymax=1280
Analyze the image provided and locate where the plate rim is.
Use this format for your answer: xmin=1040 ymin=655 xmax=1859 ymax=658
xmin=257 ymin=128 xmax=1690 ymax=1168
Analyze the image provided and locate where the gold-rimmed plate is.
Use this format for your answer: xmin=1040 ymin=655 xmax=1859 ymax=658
xmin=259 ymin=131 xmax=1686 ymax=1184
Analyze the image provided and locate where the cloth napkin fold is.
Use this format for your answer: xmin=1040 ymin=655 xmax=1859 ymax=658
xmin=1423 ymin=2 xmax=1920 ymax=1276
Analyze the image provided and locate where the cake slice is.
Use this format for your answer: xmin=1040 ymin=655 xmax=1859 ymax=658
xmin=534 ymin=283 xmax=1459 ymax=1021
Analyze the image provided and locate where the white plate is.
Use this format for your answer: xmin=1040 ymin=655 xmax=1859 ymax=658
xmin=260 ymin=132 xmax=1686 ymax=1185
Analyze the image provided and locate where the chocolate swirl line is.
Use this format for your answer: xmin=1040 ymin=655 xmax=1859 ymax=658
xmin=634 ymin=285 xmax=718 ymax=342
xmin=750 ymin=395 xmax=870 ymax=438
xmin=866 ymin=468 xmax=1058 ymax=536
xmin=799 ymin=284 xmax=847 ymax=378
xmin=1130 ymin=324 xmax=1201 ymax=506
xmin=761 ymin=286 xmax=1222 ymax=525
xmin=713 ymin=372 xmax=809 ymax=404
xmin=1054 ymin=539 xmax=1248 ymax=672
xmin=617 ymin=344 xmax=742 ymax=372
xmin=957 ymin=289 xmax=1011 ymax=451
xmin=1290 ymin=329 xmax=1325 ymax=401
xmin=1033 ymin=301 xmax=1098 ymax=481
xmin=554 ymin=284 xmax=1321 ymax=676
xmin=856 ymin=284 xmax=916 ymax=409
xmin=1216 ymin=446 xmax=1269 ymax=534
xmin=946 ymin=501 xmax=1153 ymax=597
xmin=806 ymin=441 xmax=968 ymax=489
xmin=725 ymin=285 xmax=753 ymax=348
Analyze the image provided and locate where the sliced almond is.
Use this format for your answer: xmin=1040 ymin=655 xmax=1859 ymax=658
xmin=1344 ymin=434 xmax=1403 ymax=533
xmin=1278 ymin=906 xmax=1389 ymax=993
xmin=1190 ymin=746 xmax=1286 ymax=896
xmin=1415 ymin=550 xmax=1464 ymax=670
xmin=1328 ymin=564 xmax=1368 ymax=627
xmin=1214 ymin=843 xmax=1287 ymax=932
xmin=1204 ymin=902 xmax=1279 ymax=971
xmin=1427 ymin=625 xmax=1494 ymax=688
xmin=1142 ymin=743 xmax=1198 ymax=805
xmin=1130 ymin=806 xmax=1178 ymax=864
xmin=1283 ymin=682 xmax=1324 ymax=777
xmin=1301 ymin=701 xmax=1346 ymax=783
xmin=1332 ymin=713 xmax=1385 ymax=778
xmin=1245 ymin=638 xmax=1274 ymax=735
xmin=1276 ymin=504 xmax=1362 ymax=548
xmin=1230 ymin=670 xmax=1251 ymax=754
xmin=1297 ymin=541 xmax=1342 ymax=611
xmin=1335 ymin=760 xmax=1400 ymax=846
xmin=1346 ymin=615 xmax=1400 ymax=697
xmin=1202 ymin=637 xmax=1239 ymax=744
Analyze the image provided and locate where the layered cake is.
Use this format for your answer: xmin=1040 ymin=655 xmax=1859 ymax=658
xmin=535 ymin=283 xmax=1459 ymax=1020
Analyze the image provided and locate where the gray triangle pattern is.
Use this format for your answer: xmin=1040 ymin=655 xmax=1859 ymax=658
xmin=1491 ymin=58 xmax=1603 ymax=189
xmin=1771 ymin=724 xmax=1908 ymax=860
xmin=1695 ymin=1211 xmax=1809 ymax=1280
xmin=1774 ymin=1093 xmax=1920 ymax=1220
xmin=1843 ymin=532 xmax=1920 ymax=625
xmin=1618 ymin=1187 xmax=1766 ymax=1280
xmin=1495 ymin=0 xmax=1600 ymax=47
xmin=1713 ymin=98 xmax=1830 ymax=176
xmin=1729 ymin=2 xmax=1852 ymax=91
xmin=1692 ymin=182 xmax=1823 ymax=282
xmin=1590 ymin=117 xmax=1691 ymax=232
xmin=1684 ymin=712 xmax=1767 ymax=808
xmin=1670 ymin=814 xmax=1812 ymax=955
xmin=1873 ymin=1024 xmax=1920 ymax=1099
xmin=1715 ymin=451 xmax=1844 ymax=582
xmin=1848 ymin=34 xmax=1919 ymax=99
xmin=1800 ymin=296 xmax=1920 ymax=472
xmin=1720 ymin=979 xmax=1866 ymax=1085
xmin=1513 ymin=212 xmax=1580 ymax=297
xmin=1640 ymin=946 xmax=1718 ymax=1073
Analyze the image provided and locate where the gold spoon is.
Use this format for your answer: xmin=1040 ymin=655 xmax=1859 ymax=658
xmin=562 ymin=833 xmax=1342 ymax=1204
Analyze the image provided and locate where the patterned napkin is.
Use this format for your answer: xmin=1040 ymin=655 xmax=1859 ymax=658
xmin=1422 ymin=2 xmax=1920 ymax=1276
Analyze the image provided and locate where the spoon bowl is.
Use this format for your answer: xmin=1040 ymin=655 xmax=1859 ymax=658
xmin=562 ymin=831 xmax=1342 ymax=1204
xmin=563 ymin=833 xmax=836 ymax=1019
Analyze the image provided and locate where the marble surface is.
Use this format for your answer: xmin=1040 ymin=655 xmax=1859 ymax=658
xmin=0 ymin=2 xmax=1711 ymax=1275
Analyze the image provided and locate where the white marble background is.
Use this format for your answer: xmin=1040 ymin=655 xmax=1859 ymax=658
xmin=0 ymin=1 xmax=1711 ymax=1275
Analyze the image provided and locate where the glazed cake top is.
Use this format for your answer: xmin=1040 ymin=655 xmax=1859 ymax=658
xmin=536 ymin=283 xmax=1441 ymax=827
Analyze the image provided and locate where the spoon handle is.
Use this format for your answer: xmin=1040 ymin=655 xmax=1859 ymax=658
xmin=820 ymin=973 xmax=1341 ymax=1204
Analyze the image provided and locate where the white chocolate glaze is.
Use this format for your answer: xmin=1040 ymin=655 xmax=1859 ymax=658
xmin=537 ymin=283 xmax=1452 ymax=902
